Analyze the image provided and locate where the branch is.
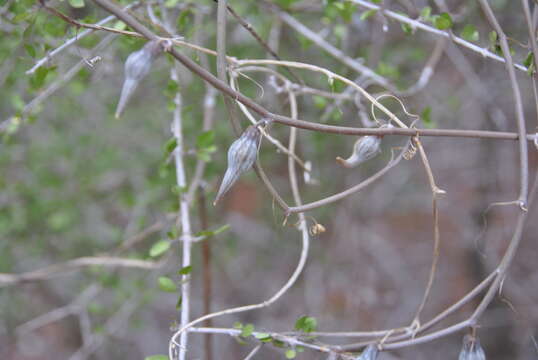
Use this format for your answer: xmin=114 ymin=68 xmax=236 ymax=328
xmin=0 ymin=256 xmax=158 ymax=287
xmin=350 ymin=0 xmax=529 ymax=73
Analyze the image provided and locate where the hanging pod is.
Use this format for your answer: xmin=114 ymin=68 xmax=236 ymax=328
xmin=355 ymin=344 xmax=378 ymax=360
xmin=336 ymin=124 xmax=392 ymax=168
xmin=459 ymin=334 xmax=486 ymax=360
xmin=214 ymin=125 xmax=262 ymax=205
xmin=115 ymin=40 xmax=163 ymax=118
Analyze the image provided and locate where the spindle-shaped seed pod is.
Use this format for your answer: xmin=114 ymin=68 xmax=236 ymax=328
xmin=115 ymin=40 xmax=162 ymax=118
xmin=214 ymin=125 xmax=262 ymax=205
xmin=355 ymin=345 xmax=378 ymax=360
xmin=459 ymin=335 xmax=486 ymax=360
xmin=336 ymin=135 xmax=382 ymax=168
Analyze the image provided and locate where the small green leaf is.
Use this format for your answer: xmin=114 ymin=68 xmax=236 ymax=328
xmin=285 ymin=349 xmax=297 ymax=359
xmin=176 ymin=295 xmax=182 ymax=309
xmin=401 ymin=23 xmax=413 ymax=34
xmin=195 ymin=224 xmax=231 ymax=238
xmin=359 ymin=9 xmax=377 ymax=21
xmin=196 ymin=130 xmax=215 ymax=149
xmin=171 ymin=185 xmax=186 ymax=195
xmin=488 ymin=31 xmax=498 ymax=47
xmin=145 ymin=356 xmax=168 ymax=360
xmin=68 ymin=0 xmax=85 ymax=8
xmin=233 ymin=321 xmax=243 ymax=329
xmin=420 ymin=6 xmax=432 ymax=21
xmin=433 ymin=12 xmax=452 ymax=30
xmin=24 ymin=44 xmax=36 ymax=58
xmin=255 ymin=332 xmax=272 ymax=342
xmin=158 ymin=276 xmax=177 ymax=292
xmin=327 ymin=76 xmax=335 ymax=91
xmin=113 ymin=20 xmax=126 ymax=30
xmin=163 ymin=137 xmax=177 ymax=156
xmin=149 ymin=240 xmax=171 ymax=258
xmin=312 ymin=95 xmax=327 ymax=109
xmin=164 ymin=0 xmax=179 ymax=7
xmin=178 ymin=265 xmax=192 ymax=275
xmin=524 ymin=52 xmax=535 ymax=76
xmin=241 ymin=323 xmax=254 ymax=337
xmin=421 ymin=106 xmax=433 ymax=128
xmin=294 ymin=316 xmax=317 ymax=333
xmin=460 ymin=24 xmax=479 ymax=42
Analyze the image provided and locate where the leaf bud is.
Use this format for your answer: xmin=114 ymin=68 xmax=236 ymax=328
xmin=459 ymin=335 xmax=486 ymax=360
xmin=214 ymin=125 xmax=262 ymax=205
xmin=115 ymin=40 xmax=162 ymax=118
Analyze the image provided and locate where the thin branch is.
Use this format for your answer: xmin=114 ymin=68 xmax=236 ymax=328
xmin=349 ymin=0 xmax=529 ymax=73
xmin=477 ymin=0 xmax=528 ymax=208
xmin=26 ymin=1 xmax=140 ymax=75
xmin=0 ymin=256 xmax=158 ymax=287
xmin=47 ymin=2 xmax=537 ymax=144
xmin=287 ymin=140 xmax=412 ymax=214
xmin=170 ymin=66 xmax=193 ymax=360
xmin=275 ymin=8 xmax=394 ymax=90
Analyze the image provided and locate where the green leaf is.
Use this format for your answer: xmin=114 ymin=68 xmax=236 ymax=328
xmin=178 ymin=265 xmax=192 ymax=275
xmin=158 ymin=276 xmax=177 ymax=292
xmin=233 ymin=321 xmax=243 ymax=329
xmin=195 ymin=224 xmax=230 ymax=238
xmin=163 ymin=137 xmax=177 ymax=156
xmin=24 ymin=44 xmax=36 ymax=58
xmin=149 ymin=240 xmax=171 ymax=258
xmin=433 ymin=12 xmax=453 ymax=30
xmin=68 ymin=0 xmax=85 ymax=8
xmin=240 ymin=323 xmax=254 ymax=337
xmin=145 ymin=356 xmax=168 ymax=360
xmin=164 ymin=0 xmax=179 ymax=8
xmin=488 ymin=31 xmax=498 ymax=47
xmin=460 ymin=24 xmax=479 ymax=42
xmin=113 ymin=20 xmax=126 ymax=30
xmin=313 ymin=95 xmax=327 ymax=109
xmin=294 ymin=316 xmax=317 ymax=333
xmin=401 ymin=23 xmax=413 ymax=34
xmin=421 ymin=106 xmax=433 ymax=128
xmin=359 ymin=9 xmax=377 ymax=21
xmin=254 ymin=332 xmax=272 ymax=342
xmin=420 ymin=6 xmax=432 ymax=21
xmin=196 ymin=130 xmax=215 ymax=149
xmin=176 ymin=295 xmax=182 ymax=309
xmin=524 ymin=52 xmax=535 ymax=76
xmin=285 ymin=349 xmax=297 ymax=359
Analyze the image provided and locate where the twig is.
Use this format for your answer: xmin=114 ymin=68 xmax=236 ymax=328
xmin=287 ymin=140 xmax=412 ymax=214
xmin=170 ymin=66 xmax=193 ymax=360
xmin=410 ymin=138 xmax=444 ymax=325
xmin=0 ymin=256 xmax=158 ymax=287
xmin=26 ymin=1 xmax=140 ymax=75
xmin=49 ymin=1 xmax=538 ymax=143
xmin=349 ymin=0 xmax=528 ymax=73
xmin=276 ymin=8 xmax=393 ymax=90
xmin=198 ymin=190 xmax=213 ymax=360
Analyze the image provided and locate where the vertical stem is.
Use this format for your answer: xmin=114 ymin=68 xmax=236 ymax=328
xmin=171 ymin=67 xmax=192 ymax=360
xmin=198 ymin=190 xmax=213 ymax=360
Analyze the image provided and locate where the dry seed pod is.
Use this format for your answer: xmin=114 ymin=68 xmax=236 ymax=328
xmin=336 ymin=135 xmax=382 ymax=168
xmin=115 ymin=40 xmax=162 ymax=118
xmin=214 ymin=126 xmax=262 ymax=205
xmin=356 ymin=345 xmax=378 ymax=360
xmin=459 ymin=335 xmax=486 ymax=360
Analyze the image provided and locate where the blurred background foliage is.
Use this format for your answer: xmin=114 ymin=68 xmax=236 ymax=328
xmin=1 ymin=0 xmax=538 ymax=359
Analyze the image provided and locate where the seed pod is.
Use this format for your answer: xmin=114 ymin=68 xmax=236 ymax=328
xmin=459 ymin=335 xmax=486 ymax=360
xmin=115 ymin=40 xmax=162 ymax=118
xmin=214 ymin=125 xmax=262 ymax=205
xmin=336 ymin=135 xmax=382 ymax=168
xmin=356 ymin=345 xmax=378 ymax=360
